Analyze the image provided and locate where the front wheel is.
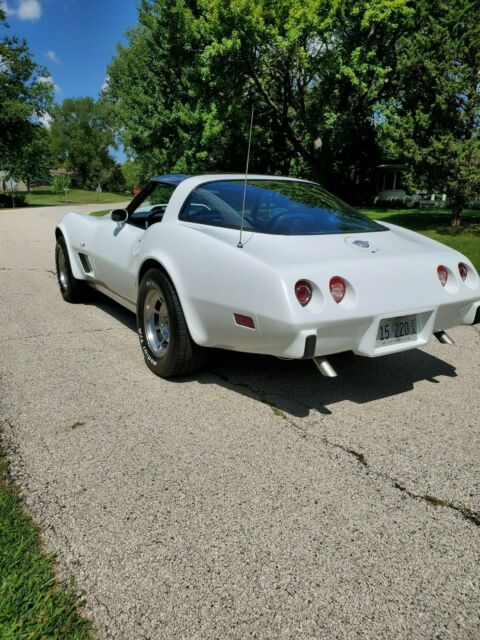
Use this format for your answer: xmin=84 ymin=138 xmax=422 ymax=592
xmin=55 ymin=236 xmax=87 ymax=303
xmin=137 ymin=268 xmax=208 ymax=378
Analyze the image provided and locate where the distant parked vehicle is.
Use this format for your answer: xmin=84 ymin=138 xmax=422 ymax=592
xmin=55 ymin=174 xmax=480 ymax=378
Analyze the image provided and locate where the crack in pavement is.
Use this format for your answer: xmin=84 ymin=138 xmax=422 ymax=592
xmin=278 ymin=405 xmax=480 ymax=528
xmin=5 ymin=365 xmax=480 ymax=532
xmin=70 ymin=421 xmax=86 ymax=430
xmin=211 ymin=371 xmax=480 ymax=529
xmin=393 ymin=483 xmax=480 ymax=527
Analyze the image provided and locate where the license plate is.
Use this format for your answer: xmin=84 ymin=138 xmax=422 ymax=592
xmin=376 ymin=314 xmax=417 ymax=347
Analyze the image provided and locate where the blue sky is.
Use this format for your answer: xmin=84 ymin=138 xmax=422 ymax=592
xmin=1 ymin=0 xmax=137 ymax=97
xmin=1 ymin=0 xmax=138 ymax=159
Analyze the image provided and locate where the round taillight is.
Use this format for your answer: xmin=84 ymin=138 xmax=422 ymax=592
xmin=458 ymin=262 xmax=468 ymax=281
xmin=329 ymin=276 xmax=346 ymax=303
xmin=437 ymin=265 xmax=448 ymax=287
xmin=295 ymin=280 xmax=312 ymax=306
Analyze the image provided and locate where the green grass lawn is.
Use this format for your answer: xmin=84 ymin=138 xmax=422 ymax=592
xmin=0 ymin=450 xmax=93 ymax=639
xmin=90 ymin=209 xmax=112 ymax=217
xmin=362 ymin=207 xmax=480 ymax=273
xmin=4 ymin=188 xmax=128 ymax=208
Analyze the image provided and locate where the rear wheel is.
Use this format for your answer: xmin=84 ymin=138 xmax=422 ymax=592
xmin=55 ymin=236 xmax=87 ymax=303
xmin=137 ymin=268 xmax=208 ymax=378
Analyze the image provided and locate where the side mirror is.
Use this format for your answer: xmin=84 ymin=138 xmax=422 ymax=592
xmin=111 ymin=208 xmax=128 ymax=223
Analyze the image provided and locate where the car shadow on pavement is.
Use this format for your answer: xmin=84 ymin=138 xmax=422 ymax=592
xmin=91 ymin=292 xmax=138 ymax=331
xmin=196 ymin=349 xmax=457 ymax=417
xmin=91 ymin=294 xmax=457 ymax=417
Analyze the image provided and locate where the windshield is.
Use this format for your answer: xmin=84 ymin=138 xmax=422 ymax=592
xmin=180 ymin=179 xmax=386 ymax=235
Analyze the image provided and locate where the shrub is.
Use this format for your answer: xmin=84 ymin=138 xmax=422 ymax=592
xmin=0 ymin=193 xmax=27 ymax=208
xmin=51 ymin=175 xmax=72 ymax=195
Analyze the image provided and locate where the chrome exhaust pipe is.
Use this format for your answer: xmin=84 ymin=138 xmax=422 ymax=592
xmin=434 ymin=330 xmax=455 ymax=345
xmin=313 ymin=356 xmax=338 ymax=377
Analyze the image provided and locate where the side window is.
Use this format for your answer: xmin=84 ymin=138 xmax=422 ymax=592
xmin=181 ymin=191 xmax=215 ymax=223
xmin=180 ymin=185 xmax=242 ymax=228
xmin=130 ymin=183 xmax=176 ymax=228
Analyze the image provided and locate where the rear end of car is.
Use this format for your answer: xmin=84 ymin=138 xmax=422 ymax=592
xmin=177 ymin=177 xmax=479 ymax=365
xmin=252 ymin=230 xmax=480 ymax=361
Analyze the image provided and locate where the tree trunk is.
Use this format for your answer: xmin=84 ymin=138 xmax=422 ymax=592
xmin=450 ymin=205 xmax=462 ymax=227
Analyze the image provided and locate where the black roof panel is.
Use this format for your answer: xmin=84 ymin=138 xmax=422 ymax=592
xmin=152 ymin=173 xmax=191 ymax=185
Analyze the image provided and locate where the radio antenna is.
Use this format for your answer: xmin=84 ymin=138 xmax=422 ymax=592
xmin=238 ymin=106 xmax=254 ymax=248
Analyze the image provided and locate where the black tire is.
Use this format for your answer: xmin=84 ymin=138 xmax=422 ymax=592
xmin=137 ymin=268 xmax=208 ymax=378
xmin=55 ymin=235 xmax=87 ymax=303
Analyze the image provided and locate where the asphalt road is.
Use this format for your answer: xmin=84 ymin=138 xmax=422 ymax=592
xmin=1 ymin=204 xmax=479 ymax=639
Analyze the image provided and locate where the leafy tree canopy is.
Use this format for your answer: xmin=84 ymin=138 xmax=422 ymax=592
xmin=11 ymin=125 xmax=52 ymax=190
xmin=0 ymin=12 xmax=53 ymax=173
xmin=50 ymin=97 xmax=116 ymax=188
xmin=121 ymin=159 xmax=147 ymax=192
xmin=379 ymin=0 xmax=480 ymax=224
xmin=105 ymin=0 xmax=412 ymax=203
xmin=105 ymin=0 xmax=479 ymax=219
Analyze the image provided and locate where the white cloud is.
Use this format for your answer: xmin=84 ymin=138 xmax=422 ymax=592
xmin=3 ymin=0 xmax=42 ymax=20
xmin=39 ymin=112 xmax=52 ymax=128
xmin=18 ymin=0 xmax=41 ymax=19
xmin=44 ymin=50 xmax=60 ymax=65
xmin=101 ymin=75 xmax=109 ymax=92
xmin=38 ymin=75 xmax=61 ymax=94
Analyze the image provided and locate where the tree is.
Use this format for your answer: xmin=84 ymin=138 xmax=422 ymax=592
xmin=105 ymin=0 xmax=412 ymax=203
xmin=0 ymin=11 xmax=53 ymax=173
xmin=104 ymin=0 xmax=205 ymax=177
xmin=198 ymin=0 xmax=412 ymax=200
xmin=49 ymin=97 xmax=116 ymax=188
xmin=10 ymin=124 xmax=52 ymax=190
xmin=121 ymin=159 xmax=146 ymax=192
xmin=51 ymin=174 xmax=71 ymax=197
xmin=102 ymin=164 xmax=126 ymax=193
xmin=379 ymin=0 xmax=480 ymax=226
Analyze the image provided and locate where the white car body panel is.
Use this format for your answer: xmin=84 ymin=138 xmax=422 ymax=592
xmin=56 ymin=174 xmax=480 ymax=361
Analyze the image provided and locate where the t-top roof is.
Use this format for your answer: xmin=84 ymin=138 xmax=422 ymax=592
xmin=152 ymin=173 xmax=191 ymax=185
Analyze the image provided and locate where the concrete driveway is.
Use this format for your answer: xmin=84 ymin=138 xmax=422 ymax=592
xmin=1 ymin=204 xmax=479 ymax=639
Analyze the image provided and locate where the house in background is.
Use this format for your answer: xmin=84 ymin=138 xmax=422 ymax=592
xmin=375 ymin=163 xmax=447 ymax=207
xmin=375 ymin=163 xmax=408 ymax=203
xmin=49 ymin=168 xmax=81 ymax=187
xmin=1 ymin=169 xmax=81 ymax=192
xmin=0 ymin=171 xmax=28 ymax=192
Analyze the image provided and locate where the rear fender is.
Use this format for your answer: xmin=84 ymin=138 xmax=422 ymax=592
xmin=138 ymin=251 xmax=209 ymax=345
xmin=137 ymin=224 xmax=270 ymax=349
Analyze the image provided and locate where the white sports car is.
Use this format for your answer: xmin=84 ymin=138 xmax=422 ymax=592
xmin=55 ymin=174 xmax=480 ymax=378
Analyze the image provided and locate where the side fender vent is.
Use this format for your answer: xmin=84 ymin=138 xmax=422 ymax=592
xmin=78 ymin=252 xmax=93 ymax=274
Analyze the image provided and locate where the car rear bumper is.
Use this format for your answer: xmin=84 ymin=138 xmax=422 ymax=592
xmin=257 ymin=299 xmax=480 ymax=360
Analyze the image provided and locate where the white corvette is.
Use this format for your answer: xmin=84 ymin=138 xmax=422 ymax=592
xmin=55 ymin=174 xmax=480 ymax=378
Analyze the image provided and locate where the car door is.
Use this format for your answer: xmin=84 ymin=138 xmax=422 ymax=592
xmin=90 ymin=214 xmax=144 ymax=304
xmin=90 ymin=181 xmax=176 ymax=304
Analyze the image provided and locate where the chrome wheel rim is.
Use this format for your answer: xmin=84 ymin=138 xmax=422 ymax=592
xmin=57 ymin=247 xmax=68 ymax=291
xmin=144 ymin=288 xmax=170 ymax=357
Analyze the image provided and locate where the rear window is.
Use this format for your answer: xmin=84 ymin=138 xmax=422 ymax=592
xmin=180 ymin=180 xmax=386 ymax=235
